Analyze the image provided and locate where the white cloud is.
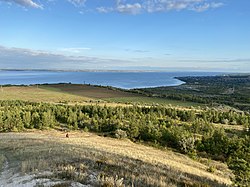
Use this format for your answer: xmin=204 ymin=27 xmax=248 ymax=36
xmin=1 ymin=0 xmax=42 ymax=8
xmin=95 ymin=0 xmax=224 ymax=14
xmin=96 ymin=7 xmax=112 ymax=13
xmin=67 ymin=0 xmax=86 ymax=7
xmin=0 ymin=46 xmax=133 ymax=70
xmin=58 ymin=47 xmax=91 ymax=53
xmin=1 ymin=0 xmax=224 ymax=13
xmin=191 ymin=2 xmax=224 ymax=12
xmin=210 ymin=2 xmax=224 ymax=8
xmin=0 ymin=46 xmax=249 ymax=72
xmin=142 ymin=0 xmax=223 ymax=12
xmin=117 ymin=3 xmax=142 ymax=14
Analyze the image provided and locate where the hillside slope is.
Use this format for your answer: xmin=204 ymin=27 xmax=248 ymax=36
xmin=0 ymin=131 xmax=232 ymax=187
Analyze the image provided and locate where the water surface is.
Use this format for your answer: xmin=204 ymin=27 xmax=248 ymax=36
xmin=0 ymin=71 xmax=220 ymax=89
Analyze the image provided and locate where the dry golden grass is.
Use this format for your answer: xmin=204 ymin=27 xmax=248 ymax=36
xmin=42 ymin=84 xmax=138 ymax=99
xmin=0 ymin=86 xmax=132 ymax=107
xmin=0 ymin=86 xmax=90 ymax=103
xmin=0 ymin=131 xmax=232 ymax=186
xmin=42 ymin=84 xmax=203 ymax=108
xmin=0 ymin=84 xmax=203 ymax=109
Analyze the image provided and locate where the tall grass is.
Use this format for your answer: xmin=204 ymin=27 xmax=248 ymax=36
xmin=0 ymin=131 xmax=232 ymax=187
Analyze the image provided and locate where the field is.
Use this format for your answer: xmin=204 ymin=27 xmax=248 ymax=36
xmin=0 ymin=85 xmax=91 ymax=103
xmin=41 ymin=84 xmax=138 ymax=99
xmin=0 ymin=84 xmax=202 ymax=108
xmin=0 ymin=85 xmax=132 ymax=107
xmin=0 ymin=130 xmax=232 ymax=187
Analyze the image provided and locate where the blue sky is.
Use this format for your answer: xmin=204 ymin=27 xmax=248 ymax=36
xmin=0 ymin=0 xmax=250 ymax=72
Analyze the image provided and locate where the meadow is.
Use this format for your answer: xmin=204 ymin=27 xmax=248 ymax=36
xmin=0 ymin=84 xmax=202 ymax=108
xmin=0 ymin=85 xmax=91 ymax=103
xmin=0 ymin=131 xmax=232 ymax=187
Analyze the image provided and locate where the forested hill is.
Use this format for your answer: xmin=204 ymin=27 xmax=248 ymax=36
xmin=135 ymin=75 xmax=250 ymax=111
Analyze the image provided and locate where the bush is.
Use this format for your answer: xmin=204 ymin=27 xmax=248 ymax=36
xmin=207 ymin=165 xmax=216 ymax=173
xmin=178 ymin=136 xmax=195 ymax=154
xmin=114 ymin=129 xmax=127 ymax=139
xmin=228 ymin=158 xmax=250 ymax=186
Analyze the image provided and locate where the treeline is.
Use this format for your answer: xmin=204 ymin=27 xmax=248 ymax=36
xmin=0 ymin=100 xmax=249 ymax=132
xmin=0 ymin=100 xmax=249 ymax=186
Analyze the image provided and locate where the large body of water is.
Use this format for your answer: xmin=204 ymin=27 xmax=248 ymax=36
xmin=0 ymin=71 xmax=221 ymax=89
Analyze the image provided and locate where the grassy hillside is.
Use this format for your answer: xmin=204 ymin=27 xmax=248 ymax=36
xmin=41 ymin=84 xmax=138 ymax=99
xmin=0 ymin=85 xmax=130 ymax=107
xmin=0 ymin=85 xmax=91 ymax=103
xmin=0 ymin=131 xmax=232 ymax=187
xmin=0 ymin=84 xmax=203 ymax=108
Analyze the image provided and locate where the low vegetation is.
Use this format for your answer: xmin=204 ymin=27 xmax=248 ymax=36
xmin=0 ymin=76 xmax=249 ymax=186
xmin=0 ymin=84 xmax=203 ymax=108
xmin=0 ymin=131 xmax=232 ymax=186
xmin=0 ymin=85 xmax=91 ymax=103
xmin=105 ymin=96 xmax=201 ymax=107
xmin=0 ymin=100 xmax=249 ymax=186
xmin=40 ymin=83 xmax=138 ymax=99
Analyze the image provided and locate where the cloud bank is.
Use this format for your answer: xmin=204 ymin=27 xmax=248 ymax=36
xmin=0 ymin=0 xmax=224 ymax=13
xmin=105 ymin=0 xmax=224 ymax=14
xmin=0 ymin=46 xmax=133 ymax=70
xmin=0 ymin=46 xmax=249 ymax=72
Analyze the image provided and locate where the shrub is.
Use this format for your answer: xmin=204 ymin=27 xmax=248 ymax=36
xmin=207 ymin=165 xmax=216 ymax=173
xmin=228 ymin=158 xmax=250 ymax=187
xmin=178 ymin=136 xmax=195 ymax=154
xmin=114 ymin=129 xmax=127 ymax=139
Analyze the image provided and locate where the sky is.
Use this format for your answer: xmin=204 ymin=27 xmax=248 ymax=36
xmin=0 ymin=0 xmax=250 ymax=72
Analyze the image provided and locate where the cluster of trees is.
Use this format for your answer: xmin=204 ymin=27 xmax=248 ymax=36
xmin=199 ymin=109 xmax=249 ymax=125
xmin=0 ymin=100 xmax=249 ymax=186
xmin=0 ymin=100 xmax=56 ymax=132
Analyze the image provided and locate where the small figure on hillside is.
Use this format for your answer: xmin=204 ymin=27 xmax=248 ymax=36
xmin=66 ymin=133 xmax=69 ymax=138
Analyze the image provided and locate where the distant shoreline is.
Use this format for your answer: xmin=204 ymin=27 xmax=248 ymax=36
xmin=0 ymin=70 xmax=231 ymax=89
xmin=0 ymin=68 xmax=232 ymax=73
xmin=0 ymin=69 xmax=174 ymax=73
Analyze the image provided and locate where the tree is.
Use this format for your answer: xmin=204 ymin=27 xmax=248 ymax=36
xmin=23 ymin=111 xmax=31 ymax=128
xmin=31 ymin=112 xmax=41 ymax=129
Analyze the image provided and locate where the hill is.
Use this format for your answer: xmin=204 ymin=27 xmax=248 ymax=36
xmin=0 ymin=84 xmax=202 ymax=107
xmin=0 ymin=130 xmax=232 ymax=187
xmin=0 ymin=83 xmax=249 ymax=186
